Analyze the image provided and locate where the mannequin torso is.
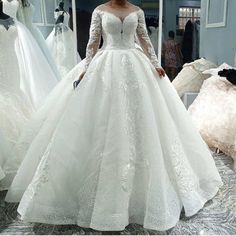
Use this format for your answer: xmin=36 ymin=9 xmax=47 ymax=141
xmin=0 ymin=0 xmax=10 ymax=19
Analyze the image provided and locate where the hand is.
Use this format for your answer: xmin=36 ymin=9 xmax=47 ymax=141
xmin=73 ymin=71 xmax=86 ymax=89
xmin=79 ymin=71 xmax=86 ymax=81
xmin=156 ymin=67 xmax=165 ymax=78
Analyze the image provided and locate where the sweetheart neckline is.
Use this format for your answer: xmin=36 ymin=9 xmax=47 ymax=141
xmin=98 ymin=9 xmax=141 ymax=24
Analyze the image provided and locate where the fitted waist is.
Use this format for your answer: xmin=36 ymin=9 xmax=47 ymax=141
xmin=102 ymin=45 xmax=137 ymax=50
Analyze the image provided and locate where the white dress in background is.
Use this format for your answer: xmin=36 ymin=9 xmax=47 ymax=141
xmin=17 ymin=0 xmax=61 ymax=80
xmin=46 ymin=10 xmax=80 ymax=79
xmin=0 ymin=17 xmax=33 ymax=189
xmin=172 ymin=58 xmax=217 ymax=97
xmin=6 ymin=7 xmax=222 ymax=231
xmin=189 ymin=63 xmax=236 ymax=168
xmin=148 ymin=26 xmax=158 ymax=55
xmin=2 ymin=0 xmax=58 ymax=109
xmin=0 ymin=130 xmax=15 ymax=188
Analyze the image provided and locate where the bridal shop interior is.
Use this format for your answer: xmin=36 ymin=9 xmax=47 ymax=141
xmin=1 ymin=0 xmax=236 ymax=235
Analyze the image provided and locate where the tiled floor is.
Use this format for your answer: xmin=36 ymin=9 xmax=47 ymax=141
xmin=1 ymin=154 xmax=236 ymax=235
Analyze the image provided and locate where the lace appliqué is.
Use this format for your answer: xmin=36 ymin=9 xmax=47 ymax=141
xmin=170 ymin=138 xmax=199 ymax=197
xmin=85 ymin=9 xmax=102 ymax=70
xmin=136 ymin=10 xmax=159 ymax=68
xmin=23 ymin=138 xmax=54 ymax=200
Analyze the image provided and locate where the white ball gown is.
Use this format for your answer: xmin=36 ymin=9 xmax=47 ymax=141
xmin=2 ymin=0 xmax=59 ymax=109
xmin=0 ymin=17 xmax=33 ymax=189
xmin=6 ymin=7 xmax=222 ymax=231
xmin=189 ymin=63 xmax=236 ymax=168
xmin=46 ymin=10 xmax=81 ymax=79
xmin=17 ymin=0 xmax=61 ymax=80
xmin=0 ymin=0 xmax=59 ymax=188
xmin=148 ymin=26 xmax=158 ymax=55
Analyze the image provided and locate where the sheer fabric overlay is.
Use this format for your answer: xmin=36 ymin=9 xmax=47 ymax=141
xmin=85 ymin=7 xmax=159 ymax=69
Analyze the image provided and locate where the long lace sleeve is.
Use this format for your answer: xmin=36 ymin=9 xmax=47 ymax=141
xmin=85 ymin=9 xmax=102 ymax=70
xmin=136 ymin=10 xmax=159 ymax=68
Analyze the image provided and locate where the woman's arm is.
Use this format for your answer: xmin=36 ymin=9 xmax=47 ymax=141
xmin=136 ymin=10 xmax=165 ymax=77
xmin=84 ymin=8 xmax=102 ymax=70
xmin=76 ymin=8 xmax=102 ymax=84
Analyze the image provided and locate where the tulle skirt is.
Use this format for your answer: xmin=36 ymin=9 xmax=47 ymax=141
xmin=6 ymin=48 xmax=222 ymax=231
xmin=46 ymin=26 xmax=81 ymax=79
xmin=15 ymin=21 xmax=59 ymax=109
xmin=0 ymin=88 xmax=33 ymax=189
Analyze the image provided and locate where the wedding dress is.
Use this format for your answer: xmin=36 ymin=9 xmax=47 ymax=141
xmin=172 ymin=58 xmax=217 ymax=97
xmin=46 ymin=10 xmax=80 ymax=79
xmin=0 ymin=17 xmax=33 ymax=189
xmin=2 ymin=0 xmax=58 ymax=108
xmin=17 ymin=0 xmax=61 ymax=80
xmin=148 ymin=26 xmax=158 ymax=55
xmin=6 ymin=6 xmax=222 ymax=231
xmin=0 ymin=130 xmax=15 ymax=187
xmin=189 ymin=63 xmax=236 ymax=168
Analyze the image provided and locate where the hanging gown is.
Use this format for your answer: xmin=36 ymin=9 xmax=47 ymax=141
xmin=148 ymin=26 xmax=158 ymax=55
xmin=172 ymin=58 xmax=217 ymax=97
xmin=189 ymin=63 xmax=236 ymax=169
xmin=0 ymin=130 xmax=15 ymax=189
xmin=0 ymin=17 xmax=33 ymax=189
xmin=6 ymin=7 xmax=222 ymax=231
xmin=16 ymin=0 xmax=61 ymax=80
xmin=46 ymin=10 xmax=81 ymax=79
xmin=2 ymin=0 xmax=58 ymax=109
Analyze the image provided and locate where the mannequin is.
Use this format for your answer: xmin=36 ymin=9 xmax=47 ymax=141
xmin=0 ymin=0 xmax=14 ymax=30
xmin=46 ymin=0 xmax=80 ymax=78
xmin=0 ymin=0 xmax=10 ymax=19
xmin=55 ymin=1 xmax=64 ymax=12
xmin=54 ymin=1 xmax=66 ymax=25
xmin=21 ymin=0 xmax=30 ymax=7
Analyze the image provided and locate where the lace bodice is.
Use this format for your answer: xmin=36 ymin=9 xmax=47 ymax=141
xmin=0 ymin=21 xmax=20 ymax=89
xmin=85 ymin=7 xmax=159 ymax=69
xmin=2 ymin=0 xmax=19 ymax=19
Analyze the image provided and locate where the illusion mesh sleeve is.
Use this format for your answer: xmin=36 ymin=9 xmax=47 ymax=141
xmin=85 ymin=9 xmax=102 ymax=70
xmin=136 ymin=10 xmax=159 ymax=68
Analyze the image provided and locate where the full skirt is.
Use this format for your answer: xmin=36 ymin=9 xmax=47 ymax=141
xmin=6 ymin=48 xmax=222 ymax=231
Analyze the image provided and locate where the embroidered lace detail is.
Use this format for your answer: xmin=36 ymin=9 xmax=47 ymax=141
xmin=84 ymin=8 xmax=159 ymax=70
xmin=85 ymin=9 xmax=102 ymax=70
xmin=136 ymin=10 xmax=159 ymax=68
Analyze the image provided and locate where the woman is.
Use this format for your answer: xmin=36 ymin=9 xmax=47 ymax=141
xmin=162 ymin=30 xmax=182 ymax=81
xmin=6 ymin=0 xmax=222 ymax=231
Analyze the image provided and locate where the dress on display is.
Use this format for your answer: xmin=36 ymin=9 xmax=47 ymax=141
xmin=0 ymin=16 xmax=33 ymax=189
xmin=6 ymin=7 xmax=222 ymax=231
xmin=0 ymin=130 xmax=15 ymax=188
xmin=46 ymin=10 xmax=81 ymax=79
xmin=189 ymin=63 xmax=236 ymax=169
xmin=192 ymin=21 xmax=200 ymax=61
xmin=2 ymin=0 xmax=58 ymax=109
xmin=17 ymin=0 xmax=61 ymax=80
xmin=172 ymin=58 xmax=217 ymax=97
xmin=148 ymin=26 xmax=158 ymax=55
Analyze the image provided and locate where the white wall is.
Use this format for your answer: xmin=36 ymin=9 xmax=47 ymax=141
xmin=200 ymin=0 xmax=236 ymax=66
